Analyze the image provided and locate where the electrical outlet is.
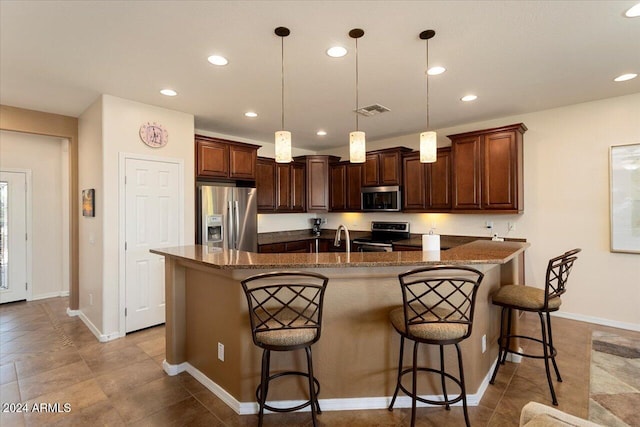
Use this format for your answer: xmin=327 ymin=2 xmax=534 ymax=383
xmin=485 ymin=221 xmax=493 ymax=229
xmin=481 ymin=335 xmax=487 ymax=353
xmin=89 ymin=293 xmax=93 ymax=306
xmin=508 ymin=222 xmax=516 ymax=232
xmin=218 ymin=342 xmax=224 ymax=361
xmin=321 ymin=218 xmax=327 ymax=224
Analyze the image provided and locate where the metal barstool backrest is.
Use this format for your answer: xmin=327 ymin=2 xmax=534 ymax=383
xmin=241 ymin=271 xmax=329 ymax=349
xmin=398 ymin=265 xmax=484 ymax=343
xmin=544 ymin=248 xmax=581 ymax=308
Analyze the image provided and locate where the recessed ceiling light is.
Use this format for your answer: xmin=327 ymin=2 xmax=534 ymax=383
xmin=316 ymin=130 xmax=327 ymax=136
xmin=208 ymin=55 xmax=229 ymax=66
xmin=326 ymin=46 xmax=347 ymax=58
xmin=461 ymin=95 xmax=478 ymax=102
xmin=244 ymin=111 xmax=258 ymax=118
xmin=427 ymin=66 xmax=446 ymax=75
xmin=614 ymin=73 xmax=638 ymax=82
xmin=625 ymin=2 xmax=640 ymax=17
xmin=160 ymin=89 xmax=177 ymax=97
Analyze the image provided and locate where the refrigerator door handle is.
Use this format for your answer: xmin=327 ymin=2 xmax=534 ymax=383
xmin=234 ymin=200 xmax=240 ymax=250
xmin=228 ymin=200 xmax=234 ymax=249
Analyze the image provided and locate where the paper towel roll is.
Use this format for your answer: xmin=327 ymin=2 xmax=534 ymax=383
xmin=422 ymin=234 xmax=440 ymax=251
xmin=422 ymin=250 xmax=441 ymax=261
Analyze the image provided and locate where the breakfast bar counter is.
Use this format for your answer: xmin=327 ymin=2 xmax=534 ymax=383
xmin=151 ymin=240 xmax=528 ymax=414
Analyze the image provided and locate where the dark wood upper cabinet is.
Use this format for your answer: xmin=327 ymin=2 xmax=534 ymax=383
xmin=256 ymin=157 xmax=276 ymax=212
xmin=449 ymin=123 xmax=526 ymax=212
xmin=363 ymin=147 xmax=412 ymax=187
xmin=195 ymin=135 xmax=259 ymax=181
xmin=256 ymin=157 xmax=305 ymax=213
xmin=294 ymin=155 xmax=340 ymax=212
xmin=402 ymin=148 xmax=451 ymax=212
xmin=329 ymin=161 xmax=363 ymax=211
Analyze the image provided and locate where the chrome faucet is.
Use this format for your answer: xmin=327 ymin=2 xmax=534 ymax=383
xmin=334 ymin=224 xmax=351 ymax=253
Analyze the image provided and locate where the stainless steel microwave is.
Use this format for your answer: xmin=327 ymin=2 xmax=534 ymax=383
xmin=361 ymin=186 xmax=402 ymax=212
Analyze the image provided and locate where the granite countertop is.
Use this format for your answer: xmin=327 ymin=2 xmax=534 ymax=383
xmin=258 ymin=230 xmax=526 ymax=249
xmin=151 ymin=240 xmax=530 ymax=270
xmin=258 ymin=229 xmax=371 ymax=245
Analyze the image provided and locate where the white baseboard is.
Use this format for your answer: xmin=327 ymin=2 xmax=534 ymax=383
xmin=552 ymin=311 xmax=640 ymax=332
xmin=66 ymin=307 xmax=80 ymax=317
xmin=178 ymin=358 xmax=500 ymax=415
xmin=163 ymin=360 xmax=189 ymax=376
xmin=31 ymin=291 xmax=69 ymax=301
xmin=76 ymin=310 xmax=123 ymax=342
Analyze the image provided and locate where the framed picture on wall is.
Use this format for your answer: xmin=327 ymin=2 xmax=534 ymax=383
xmin=82 ymin=189 xmax=95 ymax=217
xmin=609 ymin=143 xmax=640 ymax=253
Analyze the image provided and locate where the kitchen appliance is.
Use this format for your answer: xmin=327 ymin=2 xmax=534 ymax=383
xmin=361 ymin=186 xmax=402 ymax=212
xmin=353 ymin=221 xmax=410 ymax=252
xmin=197 ymin=184 xmax=257 ymax=252
xmin=311 ymin=218 xmax=322 ymax=236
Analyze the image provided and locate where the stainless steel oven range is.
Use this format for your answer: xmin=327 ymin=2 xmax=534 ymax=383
xmin=353 ymin=221 xmax=410 ymax=252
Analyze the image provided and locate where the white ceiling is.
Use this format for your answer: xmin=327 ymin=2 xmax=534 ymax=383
xmin=1 ymin=1 xmax=639 ymax=150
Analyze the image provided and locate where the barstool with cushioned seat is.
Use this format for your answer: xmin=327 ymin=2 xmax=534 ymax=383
xmin=241 ymin=271 xmax=329 ymax=427
xmin=489 ymin=248 xmax=581 ymax=406
xmin=388 ymin=265 xmax=485 ymax=427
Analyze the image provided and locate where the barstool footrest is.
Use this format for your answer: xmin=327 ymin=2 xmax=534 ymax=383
xmin=256 ymin=370 xmax=321 ymax=413
xmin=498 ymin=334 xmax=558 ymax=359
xmin=396 ymin=367 xmax=465 ymax=407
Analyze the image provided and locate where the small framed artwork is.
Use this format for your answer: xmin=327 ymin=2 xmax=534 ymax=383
xmin=609 ymin=143 xmax=640 ymax=253
xmin=82 ymin=189 xmax=95 ymax=217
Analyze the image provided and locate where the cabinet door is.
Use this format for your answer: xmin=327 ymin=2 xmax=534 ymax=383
xmin=379 ymin=151 xmax=402 ymax=185
xmin=329 ymin=163 xmax=347 ymax=211
xmin=346 ymin=163 xmax=363 ymax=211
xmin=258 ymin=243 xmax=286 ymax=253
xmin=483 ymin=131 xmax=518 ymax=210
xmin=452 ymin=135 xmax=482 ymax=210
xmin=428 ymin=148 xmax=452 ymax=210
xmin=306 ymin=157 xmax=330 ymax=211
xmin=197 ymin=140 xmax=229 ymax=178
xmin=229 ymin=144 xmax=257 ymax=180
xmin=285 ymin=240 xmax=310 ymax=253
xmin=291 ymin=162 xmax=306 ymax=212
xmin=256 ymin=158 xmax=276 ymax=212
xmin=363 ymin=154 xmax=379 ymax=186
xmin=402 ymin=154 xmax=426 ymax=210
xmin=275 ymin=163 xmax=292 ymax=211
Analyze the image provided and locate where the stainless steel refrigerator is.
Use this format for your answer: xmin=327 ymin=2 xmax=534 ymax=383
xmin=198 ymin=184 xmax=257 ymax=252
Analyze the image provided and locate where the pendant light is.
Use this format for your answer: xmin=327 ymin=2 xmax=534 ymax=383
xmin=419 ymin=30 xmax=437 ymax=163
xmin=349 ymin=28 xmax=366 ymax=163
xmin=275 ymin=26 xmax=292 ymax=163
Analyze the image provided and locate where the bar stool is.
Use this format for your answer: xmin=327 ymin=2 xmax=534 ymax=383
xmin=489 ymin=248 xmax=581 ymax=406
xmin=388 ymin=265 xmax=485 ymax=427
xmin=241 ymin=271 xmax=329 ymax=427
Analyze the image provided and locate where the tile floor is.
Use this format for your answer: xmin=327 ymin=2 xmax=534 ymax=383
xmin=1 ymin=297 xmax=639 ymax=426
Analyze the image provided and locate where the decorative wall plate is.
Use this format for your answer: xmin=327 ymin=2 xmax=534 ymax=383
xmin=139 ymin=122 xmax=168 ymax=148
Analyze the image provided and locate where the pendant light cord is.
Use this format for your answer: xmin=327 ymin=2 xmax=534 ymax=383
xmin=355 ymin=37 xmax=359 ymax=132
xmin=425 ymin=39 xmax=430 ymax=131
xmin=281 ymin=36 xmax=285 ymax=130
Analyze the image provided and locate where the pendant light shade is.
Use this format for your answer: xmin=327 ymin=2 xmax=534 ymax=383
xmin=419 ymin=30 xmax=437 ymax=163
xmin=350 ymin=131 xmax=366 ymax=163
xmin=349 ymin=28 xmax=365 ymax=163
xmin=420 ymin=131 xmax=437 ymax=163
xmin=275 ymin=26 xmax=292 ymax=163
xmin=275 ymin=130 xmax=292 ymax=163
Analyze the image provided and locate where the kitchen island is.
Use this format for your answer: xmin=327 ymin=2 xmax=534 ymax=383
xmin=151 ymin=240 xmax=528 ymax=414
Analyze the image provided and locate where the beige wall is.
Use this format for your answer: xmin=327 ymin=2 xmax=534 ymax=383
xmin=78 ymin=99 xmax=104 ymax=332
xmin=0 ymin=105 xmax=79 ymax=308
xmin=0 ymin=130 xmax=68 ymax=299
xmin=312 ymin=93 xmax=640 ymax=329
xmin=79 ymin=95 xmax=196 ymax=339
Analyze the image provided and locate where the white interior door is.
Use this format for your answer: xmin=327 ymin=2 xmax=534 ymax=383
xmin=0 ymin=171 xmax=28 ymax=304
xmin=125 ymin=158 xmax=180 ymax=332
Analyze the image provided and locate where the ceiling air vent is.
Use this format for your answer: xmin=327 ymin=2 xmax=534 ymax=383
xmin=355 ymin=104 xmax=390 ymax=117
